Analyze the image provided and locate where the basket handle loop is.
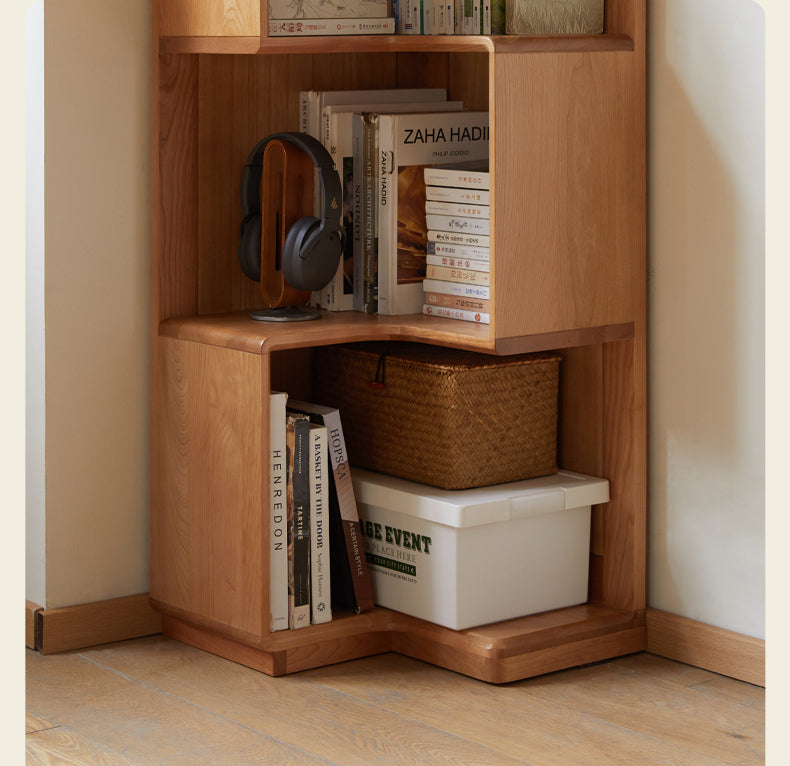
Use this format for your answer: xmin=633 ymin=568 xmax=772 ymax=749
xmin=368 ymin=351 xmax=389 ymax=390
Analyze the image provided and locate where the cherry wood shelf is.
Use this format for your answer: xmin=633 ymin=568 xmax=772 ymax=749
xmin=159 ymin=33 xmax=635 ymax=56
xmin=150 ymin=0 xmax=647 ymax=683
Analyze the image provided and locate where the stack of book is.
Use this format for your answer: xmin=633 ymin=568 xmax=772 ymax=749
xmin=269 ymin=392 xmax=374 ymax=631
xmin=268 ymin=0 xmax=394 ymax=36
xmin=422 ymin=167 xmax=491 ymax=324
xmin=396 ymin=0 xmax=505 ymax=34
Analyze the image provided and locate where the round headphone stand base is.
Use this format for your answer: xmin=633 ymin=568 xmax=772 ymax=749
xmin=249 ymin=306 xmax=322 ymax=322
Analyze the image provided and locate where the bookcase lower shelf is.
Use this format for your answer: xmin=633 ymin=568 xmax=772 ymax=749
xmin=155 ymin=603 xmax=646 ymax=684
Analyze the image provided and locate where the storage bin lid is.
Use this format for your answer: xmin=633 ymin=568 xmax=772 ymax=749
xmin=352 ymin=469 xmax=609 ymax=528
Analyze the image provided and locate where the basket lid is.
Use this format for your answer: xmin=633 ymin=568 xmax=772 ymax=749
xmin=352 ymin=469 xmax=609 ymax=528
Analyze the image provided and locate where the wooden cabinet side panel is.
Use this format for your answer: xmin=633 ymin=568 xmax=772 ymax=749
xmin=156 ymin=53 xmax=199 ymax=322
xmin=151 ymin=337 xmax=266 ymax=637
xmin=492 ymin=52 xmax=640 ymax=338
xmin=157 ymin=0 xmax=260 ymax=37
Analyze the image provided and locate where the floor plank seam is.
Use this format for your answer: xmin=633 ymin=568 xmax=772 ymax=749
xmin=76 ymin=651 xmax=342 ymax=766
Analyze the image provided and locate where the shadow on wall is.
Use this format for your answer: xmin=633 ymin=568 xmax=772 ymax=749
xmin=647 ymin=0 xmax=765 ymax=634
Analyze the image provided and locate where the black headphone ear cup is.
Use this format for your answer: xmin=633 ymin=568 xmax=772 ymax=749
xmin=281 ymin=216 xmax=322 ymax=290
xmin=238 ymin=214 xmax=262 ymax=282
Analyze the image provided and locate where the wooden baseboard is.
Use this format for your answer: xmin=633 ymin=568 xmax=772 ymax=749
xmin=38 ymin=594 xmax=162 ymax=654
xmin=26 ymin=601 xmax=43 ymax=650
xmin=646 ymin=608 xmax=764 ymax=687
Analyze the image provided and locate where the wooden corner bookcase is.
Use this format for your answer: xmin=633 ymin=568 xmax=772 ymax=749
xmin=150 ymin=0 xmax=647 ymax=683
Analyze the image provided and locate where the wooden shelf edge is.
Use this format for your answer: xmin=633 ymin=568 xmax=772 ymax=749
xmin=157 ymin=33 xmax=634 ymax=56
xmin=159 ymin=313 xmax=634 ymax=355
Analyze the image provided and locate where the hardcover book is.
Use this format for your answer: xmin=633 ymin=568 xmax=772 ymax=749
xmin=269 ymin=0 xmax=388 ymax=18
xmin=269 ymin=391 xmax=289 ymax=632
xmin=374 ymin=110 xmax=489 ymax=315
xmin=309 ymin=423 xmax=332 ymax=624
xmin=287 ymin=400 xmax=374 ymax=614
xmin=269 ymin=17 xmax=394 ymax=35
xmin=286 ymin=413 xmax=312 ymax=629
xmin=319 ymin=99 xmax=462 ymax=311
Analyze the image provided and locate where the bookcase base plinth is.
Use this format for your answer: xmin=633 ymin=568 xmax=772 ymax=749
xmin=158 ymin=606 xmax=646 ymax=683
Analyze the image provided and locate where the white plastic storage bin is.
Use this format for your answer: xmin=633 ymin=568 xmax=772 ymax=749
xmin=352 ymin=469 xmax=609 ymax=630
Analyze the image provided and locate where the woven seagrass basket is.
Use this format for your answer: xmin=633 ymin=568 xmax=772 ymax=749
xmin=313 ymin=342 xmax=561 ymax=490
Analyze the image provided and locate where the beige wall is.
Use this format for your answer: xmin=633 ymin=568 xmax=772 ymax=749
xmin=30 ymin=0 xmax=151 ymax=608
xmin=25 ymin=0 xmax=766 ymax=639
xmin=648 ymin=0 xmax=765 ymax=639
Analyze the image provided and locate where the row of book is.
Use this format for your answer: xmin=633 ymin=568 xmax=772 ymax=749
xmin=299 ymin=86 xmax=490 ymax=318
xmin=269 ymin=393 xmax=373 ymax=631
xmin=267 ymin=0 xmax=505 ymax=36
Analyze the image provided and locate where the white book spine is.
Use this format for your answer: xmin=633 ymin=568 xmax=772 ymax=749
xmin=426 ymin=254 xmax=490 ymax=272
xmin=428 ymin=229 xmax=490 ymax=247
xmin=425 ymin=185 xmax=490 ymax=204
xmin=422 ymin=277 xmax=490 ymax=299
xmin=425 ymin=214 xmax=490 ymax=235
xmin=424 ymin=200 xmax=490 ymax=218
xmin=269 ymin=392 xmax=289 ymax=633
xmin=309 ymin=424 xmax=332 ymax=624
xmin=423 ymin=304 xmax=490 ymax=323
xmin=423 ymin=167 xmax=490 ymax=188
xmin=427 ymin=240 xmax=490 ymax=260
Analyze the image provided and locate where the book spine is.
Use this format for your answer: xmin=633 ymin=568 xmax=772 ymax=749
xmin=422 ymin=277 xmax=490 ymax=299
xmin=425 ymin=185 xmax=490 ymax=204
xmin=428 ymin=229 xmax=490 ymax=247
xmin=426 ymin=254 xmax=490 ymax=272
xmin=268 ymin=18 xmax=395 ymax=36
xmin=361 ymin=113 xmax=379 ymax=313
xmin=423 ymin=167 xmax=490 ymax=188
xmin=322 ymin=409 xmax=374 ymax=613
xmin=425 ymin=214 xmax=490 ymax=235
xmin=424 ymin=200 xmax=489 ymax=218
xmin=269 ymin=392 xmax=289 ymax=633
xmin=425 ymin=264 xmax=490 ymax=284
xmin=309 ymin=424 xmax=332 ymax=624
xmin=287 ymin=414 xmax=311 ymax=629
xmin=352 ymin=115 xmax=365 ymax=312
xmin=424 ymin=290 xmax=490 ymax=312
xmin=490 ymin=0 xmax=505 ymax=34
xmin=426 ymin=240 xmax=490 ymax=260
xmin=423 ymin=303 xmax=490 ymax=323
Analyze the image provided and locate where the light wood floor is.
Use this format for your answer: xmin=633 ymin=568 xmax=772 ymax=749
xmin=26 ymin=636 xmax=764 ymax=765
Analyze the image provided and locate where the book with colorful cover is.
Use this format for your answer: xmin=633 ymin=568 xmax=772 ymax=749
xmin=269 ymin=391 xmax=289 ymax=633
xmin=285 ymin=413 xmax=311 ymax=629
xmin=309 ymin=423 xmax=332 ymax=624
xmin=374 ymin=110 xmax=489 ymax=315
xmin=286 ymin=399 xmax=374 ymax=614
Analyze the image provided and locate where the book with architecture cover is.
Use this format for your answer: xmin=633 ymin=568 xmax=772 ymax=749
xmin=374 ymin=110 xmax=489 ymax=315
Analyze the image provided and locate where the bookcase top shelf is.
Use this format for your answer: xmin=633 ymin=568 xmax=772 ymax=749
xmin=158 ymin=33 xmax=634 ymax=57
xmin=158 ymin=312 xmax=634 ymax=355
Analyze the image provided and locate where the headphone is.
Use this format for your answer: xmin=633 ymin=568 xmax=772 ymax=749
xmin=238 ymin=132 xmax=344 ymax=292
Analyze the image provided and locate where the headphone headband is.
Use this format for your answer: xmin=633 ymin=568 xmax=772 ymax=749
xmin=241 ymin=132 xmax=342 ymax=235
